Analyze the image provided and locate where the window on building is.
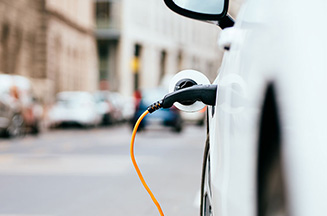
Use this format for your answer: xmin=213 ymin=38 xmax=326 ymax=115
xmin=98 ymin=42 xmax=109 ymax=81
xmin=133 ymin=44 xmax=142 ymax=90
xmin=0 ymin=23 xmax=10 ymax=73
xmin=177 ymin=51 xmax=183 ymax=71
xmin=159 ymin=50 xmax=167 ymax=83
xmin=96 ymin=2 xmax=111 ymax=29
xmin=96 ymin=1 xmax=121 ymax=29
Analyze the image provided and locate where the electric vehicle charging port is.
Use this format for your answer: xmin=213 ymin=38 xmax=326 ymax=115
xmin=147 ymin=84 xmax=217 ymax=113
xmin=175 ymin=78 xmax=197 ymax=91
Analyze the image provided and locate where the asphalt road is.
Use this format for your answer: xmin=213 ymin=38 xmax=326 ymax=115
xmin=0 ymin=124 xmax=207 ymax=216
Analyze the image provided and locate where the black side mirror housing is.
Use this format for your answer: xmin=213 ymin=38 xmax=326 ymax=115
xmin=163 ymin=0 xmax=234 ymax=29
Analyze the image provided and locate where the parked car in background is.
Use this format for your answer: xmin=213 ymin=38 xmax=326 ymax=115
xmin=132 ymin=88 xmax=183 ymax=132
xmin=107 ymin=92 xmax=124 ymax=123
xmin=181 ymin=106 xmax=206 ymax=126
xmin=0 ymin=88 xmax=23 ymax=137
xmin=94 ymin=91 xmax=116 ymax=125
xmin=94 ymin=91 xmax=129 ymax=125
xmin=121 ymin=96 xmax=135 ymax=122
xmin=0 ymin=74 xmax=42 ymax=137
xmin=48 ymin=91 xmax=100 ymax=128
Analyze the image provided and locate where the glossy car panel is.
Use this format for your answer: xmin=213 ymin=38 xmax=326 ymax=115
xmin=164 ymin=0 xmax=327 ymax=215
xmin=210 ymin=0 xmax=327 ymax=215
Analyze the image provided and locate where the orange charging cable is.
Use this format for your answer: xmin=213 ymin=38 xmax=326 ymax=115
xmin=130 ymin=110 xmax=165 ymax=216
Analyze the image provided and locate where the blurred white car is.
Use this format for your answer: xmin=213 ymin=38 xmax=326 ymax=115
xmin=94 ymin=91 xmax=116 ymax=125
xmin=164 ymin=0 xmax=327 ymax=216
xmin=0 ymin=74 xmax=43 ymax=137
xmin=107 ymin=92 xmax=124 ymax=123
xmin=48 ymin=91 xmax=101 ymax=128
xmin=94 ymin=91 xmax=130 ymax=125
xmin=121 ymin=96 xmax=135 ymax=122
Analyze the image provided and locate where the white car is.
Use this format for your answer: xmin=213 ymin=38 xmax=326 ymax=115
xmin=0 ymin=74 xmax=43 ymax=137
xmin=48 ymin=91 xmax=101 ymax=128
xmin=163 ymin=0 xmax=327 ymax=216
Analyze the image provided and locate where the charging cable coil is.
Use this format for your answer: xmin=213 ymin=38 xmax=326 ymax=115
xmin=130 ymin=110 xmax=165 ymax=216
xmin=130 ymin=84 xmax=217 ymax=216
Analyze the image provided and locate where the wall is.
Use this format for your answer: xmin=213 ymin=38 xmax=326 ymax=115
xmin=0 ymin=0 xmax=99 ymax=104
xmin=45 ymin=0 xmax=98 ymax=101
xmin=0 ymin=0 xmax=44 ymax=77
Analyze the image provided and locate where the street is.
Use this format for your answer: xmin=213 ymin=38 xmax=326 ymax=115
xmin=0 ymin=124 xmax=206 ymax=216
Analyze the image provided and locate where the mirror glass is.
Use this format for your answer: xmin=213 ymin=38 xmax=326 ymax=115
xmin=172 ymin=0 xmax=225 ymax=15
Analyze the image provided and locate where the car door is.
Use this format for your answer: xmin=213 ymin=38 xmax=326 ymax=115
xmin=209 ymin=0 xmax=273 ymax=215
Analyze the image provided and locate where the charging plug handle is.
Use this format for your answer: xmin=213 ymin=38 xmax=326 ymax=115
xmin=163 ymin=84 xmax=217 ymax=108
xmin=147 ymin=84 xmax=217 ymax=113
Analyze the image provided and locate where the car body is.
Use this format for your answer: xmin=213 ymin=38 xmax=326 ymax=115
xmin=120 ymin=96 xmax=135 ymax=122
xmin=0 ymin=89 xmax=22 ymax=137
xmin=163 ymin=0 xmax=327 ymax=216
xmin=107 ymin=92 xmax=125 ymax=123
xmin=94 ymin=91 xmax=128 ymax=125
xmin=48 ymin=91 xmax=101 ymax=128
xmin=94 ymin=91 xmax=117 ymax=125
xmin=132 ymin=88 xmax=183 ymax=132
xmin=0 ymin=74 xmax=42 ymax=137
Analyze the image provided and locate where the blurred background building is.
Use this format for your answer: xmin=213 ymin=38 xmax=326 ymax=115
xmin=95 ymin=0 xmax=222 ymax=96
xmin=0 ymin=0 xmax=243 ymax=103
xmin=0 ymin=0 xmax=98 ymax=104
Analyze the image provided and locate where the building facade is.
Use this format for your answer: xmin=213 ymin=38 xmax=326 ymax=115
xmin=45 ymin=0 xmax=98 ymax=99
xmin=0 ymin=1 xmax=44 ymax=81
xmin=95 ymin=0 xmax=121 ymax=91
xmin=0 ymin=0 xmax=98 ymax=104
xmin=95 ymin=0 xmax=222 ymax=96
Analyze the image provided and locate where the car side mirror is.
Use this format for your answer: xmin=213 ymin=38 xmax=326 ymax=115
xmin=163 ymin=0 xmax=234 ymax=29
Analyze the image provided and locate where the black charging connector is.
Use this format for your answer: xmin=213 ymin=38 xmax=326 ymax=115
xmin=147 ymin=84 xmax=217 ymax=113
